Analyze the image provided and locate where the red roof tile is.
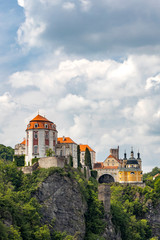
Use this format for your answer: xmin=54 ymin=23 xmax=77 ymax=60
xmin=26 ymin=114 xmax=56 ymax=131
xmin=57 ymin=137 xmax=76 ymax=144
xmin=21 ymin=139 xmax=26 ymax=145
xmin=79 ymin=144 xmax=95 ymax=152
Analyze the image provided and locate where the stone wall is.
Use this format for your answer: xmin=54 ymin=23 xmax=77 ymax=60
xmin=98 ymin=184 xmax=111 ymax=214
xmin=21 ymin=162 xmax=38 ymax=174
xmin=38 ymin=156 xmax=65 ymax=169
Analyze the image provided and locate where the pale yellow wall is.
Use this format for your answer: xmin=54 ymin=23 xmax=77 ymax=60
xmin=103 ymin=157 xmax=120 ymax=167
xmin=119 ymin=171 xmax=143 ymax=183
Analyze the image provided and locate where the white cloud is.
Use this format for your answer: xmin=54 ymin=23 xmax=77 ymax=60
xmin=16 ymin=0 xmax=160 ymax=57
xmin=5 ymin=53 xmax=160 ymax=170
xmin=62 ymin=2 xmax=75 ymax=10
xmin=17 ymin=0 xmax=24 ymax=7
xmin=58 ymin=94 xmax=90 ymax=111
xmin=17 ymin=17 xmax=46 ymax=47
xmin=145 ymin=74 xmax=160 ymax=90
xmin=79 ymin=0 xmax=91 ymax=11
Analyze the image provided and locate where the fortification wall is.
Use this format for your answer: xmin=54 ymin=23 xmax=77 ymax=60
xmin=38 ymin=156 xmax=65 ymax=168
xmin=98 ymin=184 xmax=111 ymax=214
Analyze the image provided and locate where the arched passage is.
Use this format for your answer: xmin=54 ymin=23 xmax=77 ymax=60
xmin=98 ymin=174 xmax=115 ymax=184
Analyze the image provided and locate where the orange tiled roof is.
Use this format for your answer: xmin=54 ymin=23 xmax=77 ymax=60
xmin=79 ymin=144 xmax=95 ymax=152
xmin=103 ymin=166 xmax=118 ymax=169
xmin=30 ymin=114 xmax=52 ymax=123
xmin=26 ymin=114 xmax=57 ymax=131
xmin=107 ymin=154 xmax=117 ymax=159
xmin=57 ymin=137 xmax=77 ymax=144
xmin=21 ymin=139 xmax=26 ymax=145
xmin=93 ymin=162 xmax=118 ymax=170
xmin=153 ymin=173 xmax=160 ymax=178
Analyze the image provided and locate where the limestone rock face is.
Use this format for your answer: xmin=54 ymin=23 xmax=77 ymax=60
xmin=145 ymin=201 xmax=160 ymax=239
xmin=103 ymin=214 xmax=122 ymax=240
xmin=35 ymin=173 xmax=87 ymax=239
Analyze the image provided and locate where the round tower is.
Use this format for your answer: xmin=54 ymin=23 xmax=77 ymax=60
xmin=25 ymin=114 xmax=58 ymax=166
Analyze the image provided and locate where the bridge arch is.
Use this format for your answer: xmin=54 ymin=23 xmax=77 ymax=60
xmin=98 ymin=174 xmax=115 ymax=184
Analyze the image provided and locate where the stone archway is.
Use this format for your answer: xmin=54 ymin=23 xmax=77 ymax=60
xmin=98 ymin=174 xmax=115 ymax=184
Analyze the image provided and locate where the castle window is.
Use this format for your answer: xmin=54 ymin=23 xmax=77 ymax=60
xmin=45 ymin=131 xmax=49 ymax=139
xmin=130 ymin=172 xmax=135 ymax=174
xmin=34 ymin=131 xmax=38 ymax=139
xmin=35 ymin=123 xmax=38 ymax=128
xmin=60 ymin=150 xmax=62 ymax=156
xmin=45 ymin=124 xmax=48 ymax=128
xmin=34 ymin=145 xmax=38 ymax=154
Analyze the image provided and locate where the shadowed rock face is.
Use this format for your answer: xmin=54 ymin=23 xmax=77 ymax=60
xmin=35 ymin=173 xmax=87 ymax=239
xmin=145 ymin=202 xmax=160 ymax=239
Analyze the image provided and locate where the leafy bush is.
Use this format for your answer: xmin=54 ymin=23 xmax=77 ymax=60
xmin=14 ymin=155 xmax=25 ymax=167
xmin=91 ymin=170 xmax=97 ymax=179
xmin=32 ymin=157 xmax=39 ymax=165
xmin=110 ymin=183 xmax=157 ymax=240
xmin=0 ymin=144 xmax=14 ymax=161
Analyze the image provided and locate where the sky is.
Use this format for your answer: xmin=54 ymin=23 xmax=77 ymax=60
xmin=1 ymin=0 xmax=160 ymax=172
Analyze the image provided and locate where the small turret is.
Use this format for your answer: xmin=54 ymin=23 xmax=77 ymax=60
xmin=124 ymin=151 xmax=127 ymax=159
xmin=137 ymin=151 xmax=141 ymax=159
xmin=130 ymin=147 xmax=134 ymax=158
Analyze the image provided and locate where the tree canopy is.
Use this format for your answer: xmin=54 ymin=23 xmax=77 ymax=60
xmin=85 ymin=147 xmax=92 ymax=170
xmin=0 ymin=144 xmax=14 ymax=161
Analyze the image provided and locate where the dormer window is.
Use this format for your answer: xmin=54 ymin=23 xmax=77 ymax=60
xmin=45 ymin=124 xmax=48 ymax=128
xmin=35 ymin=123 xmax=38 ymax=128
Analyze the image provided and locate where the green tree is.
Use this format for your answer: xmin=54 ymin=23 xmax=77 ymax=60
xmin=85 ymin=148 xmax=92 ymax=170
xmin=0 ymin=144 xmax=14 ymax=161
xmin=69 ymin=155 xmax=73 ymax=167
xmin=46 ymin=148 xmax=55 ymax=157
xmin=14 ymin=155 xmax=25 ymax=167
xmin=77 ymin=145 xmax=82 ymax=168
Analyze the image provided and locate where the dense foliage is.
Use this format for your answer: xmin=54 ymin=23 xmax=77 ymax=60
xmin=1 ymin=153 xmax=159 ymax=240
xmin=0 ymin=144 xmax=14 ymax=161
xmin=143 ymin=167 xmax=160 ymax=182
xmin=77 ymin=145 xmax=82 ymax=168
xmin=14 ymin=155 xmax=25 ymax=166
xmin=85 ymin=148 xmax=92 ymax=170
xmin=0 ymin=160 xmax=105 ymax=240
xmin=69 ymin=155 xmax=73 ymax=167
xmin=111 ymin=172 xmax=160 ymax=240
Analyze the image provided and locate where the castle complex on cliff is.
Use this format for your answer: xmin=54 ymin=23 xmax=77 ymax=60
xmin=15 ymin=114 xmax=143 ymax=184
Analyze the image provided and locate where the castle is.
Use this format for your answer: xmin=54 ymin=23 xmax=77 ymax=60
xmin=93 ymin=147 xmax=143 ymax=184
xmin=15 ymin=114 xmax=143 ymax=184
xmin=15 ymin=114 xmax=96 ymax=168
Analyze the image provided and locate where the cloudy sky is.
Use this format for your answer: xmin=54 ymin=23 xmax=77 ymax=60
xmin=1 ymin=0 xmax=160 ymax=172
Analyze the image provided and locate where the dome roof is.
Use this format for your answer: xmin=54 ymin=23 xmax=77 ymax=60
xmin=126 ymin=158 xmax=138 ymax=165
xmin=30 ymin=114 xmax=52 ymax=123
xmin=26 ymin=114 xmax=57 ymax=131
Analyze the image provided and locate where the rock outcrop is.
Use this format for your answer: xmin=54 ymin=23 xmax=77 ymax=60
xmin=35 ymin=172 xmax=87 ymax=239
xmin=145 ymin=201 xmax=160 ymax=239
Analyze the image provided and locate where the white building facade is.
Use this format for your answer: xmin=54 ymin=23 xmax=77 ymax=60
xmin=25 ymin=114 xmax=57 ymax=166
xmin=79 ymin=144 xmax=96 ymax=168
xmin=56 ymin=137 xmax=78 ymax=168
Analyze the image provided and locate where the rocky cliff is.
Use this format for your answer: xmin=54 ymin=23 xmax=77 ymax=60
xmin=145 ymin=201 xmax=160 ymax=239
xmin=35 ymin=172 xmax=87 ymax=239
